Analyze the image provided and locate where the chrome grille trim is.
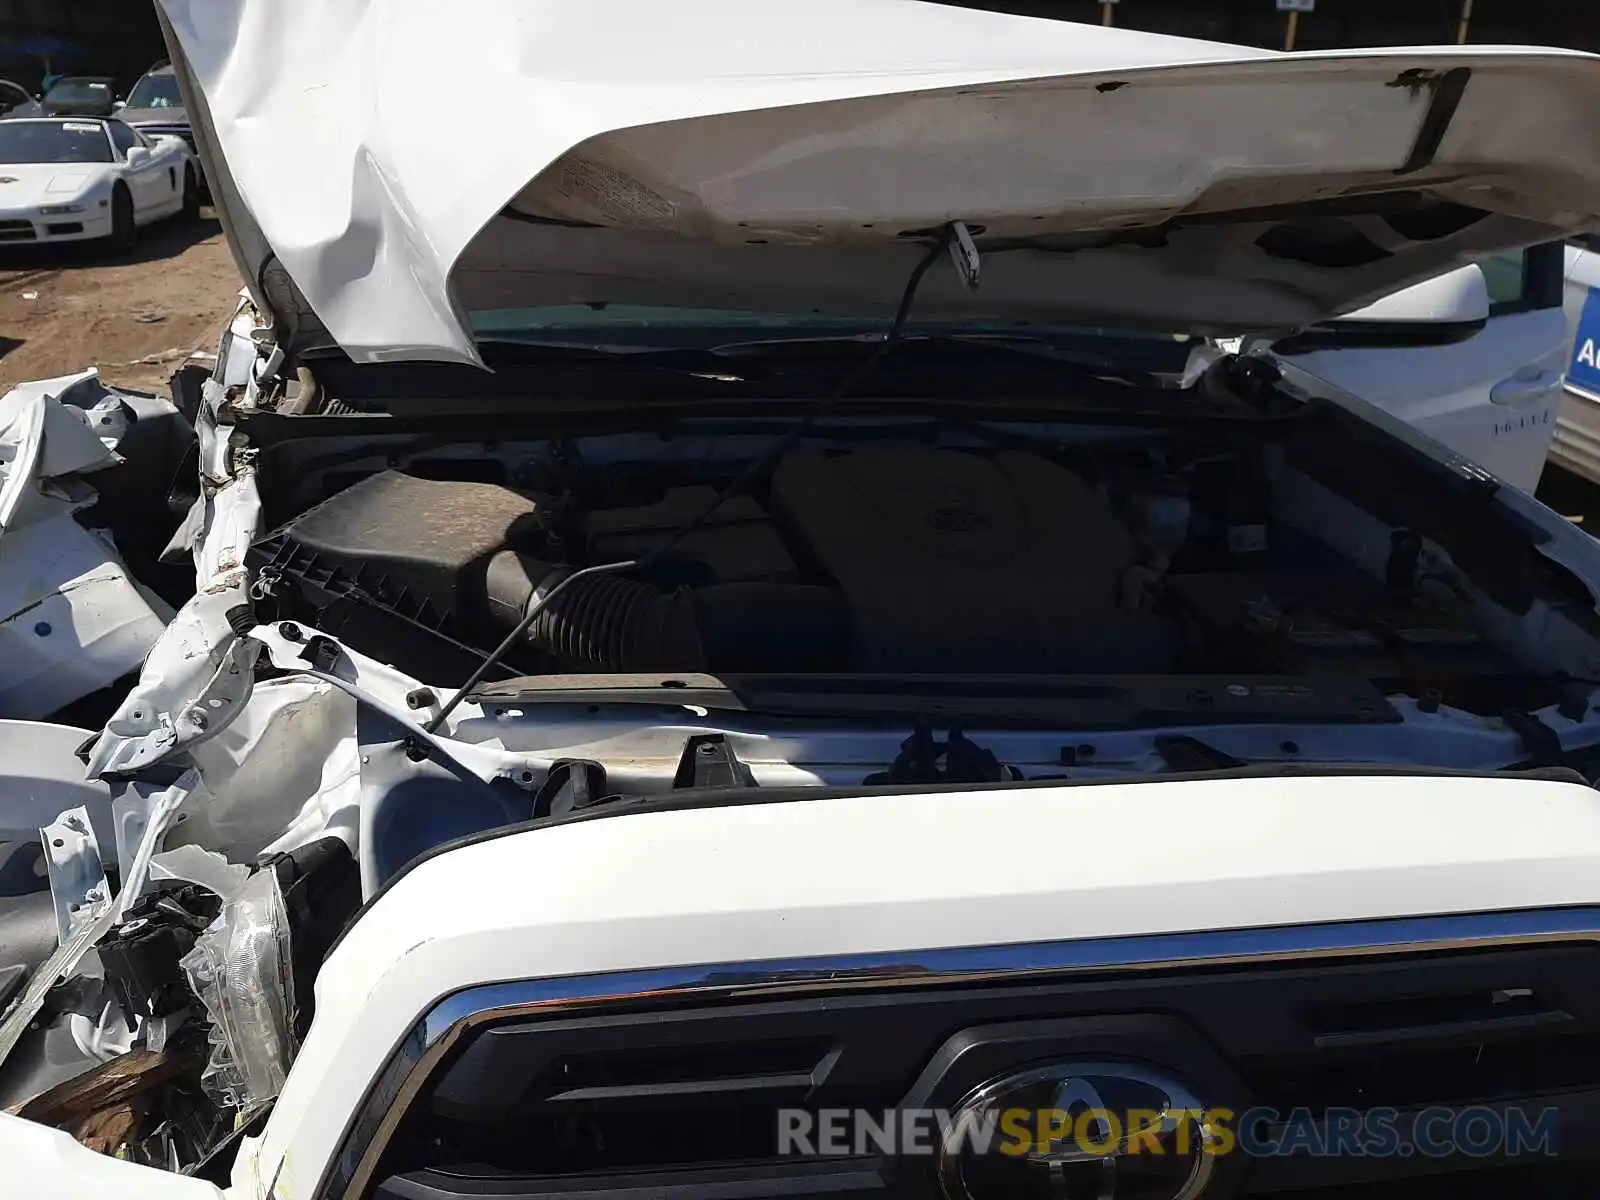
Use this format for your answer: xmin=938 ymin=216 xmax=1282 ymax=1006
xmin=319 ymin=906 xmax=1600 ymax=1200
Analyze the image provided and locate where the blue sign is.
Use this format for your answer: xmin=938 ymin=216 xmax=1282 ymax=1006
xmin=1572 ymin=286 xmax=1600 ymax=399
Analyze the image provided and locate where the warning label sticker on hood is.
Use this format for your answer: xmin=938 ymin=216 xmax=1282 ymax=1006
xmin=547 ymin=157 xmax=676 ymax=230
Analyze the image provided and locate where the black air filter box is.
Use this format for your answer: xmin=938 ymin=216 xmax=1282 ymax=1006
xmin=255 ymin=470 xmax=545 ymax=628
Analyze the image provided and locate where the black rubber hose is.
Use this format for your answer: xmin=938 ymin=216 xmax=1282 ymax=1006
xmin=485 ymin=551 xmax=847 ymax=673
xmin=487 ymin=551 xmax=703 ymax=671
xmin=531 ymin=571 xmax=705 ymax=672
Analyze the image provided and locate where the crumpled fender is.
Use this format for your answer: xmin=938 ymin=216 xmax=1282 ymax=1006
xmin=87 ymin=375 xmax=264 ymax=777
xmin=0 ymin=371 xmax=173 ymax=721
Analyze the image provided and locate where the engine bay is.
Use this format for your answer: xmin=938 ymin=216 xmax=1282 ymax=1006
xmin=240 ymin=407 xmax=1553 ymax=717
xmin=10 ymin=353 xmax=1600 ymax=1179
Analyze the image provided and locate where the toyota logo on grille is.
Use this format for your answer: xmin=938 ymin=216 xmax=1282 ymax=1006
xmin=937 ymin=1062 xmax=1218 ymax=1200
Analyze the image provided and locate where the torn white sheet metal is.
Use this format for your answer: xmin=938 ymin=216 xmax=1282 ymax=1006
xmin=41 ymin=808 xmax=109 ymax=946
xmin=86 ymin=628 xmax=259 ymax=778
xmin=161 ymin=376 xmax=238 ymax=569
xmin=0 ymin=370 xmax=123 ymax=532
xmin=254 ymin=624 xmax=537 ymax=782
xmin=175 ymin=677 xmax=362 ymax=864
xmin=0 ymin=772 xmax=204 ymax=1063
xmin=0 ymin=900 xmax=117 ymax=1067
xmin=111 ymin=779 xmax=174 ymax=893
xmin=0 ymin=720 xmax=114 ymax=850
xmin=114 ymin=771 xmax=201 ymax=923
xmin=159 ymin=0 xmax=1600 ymax=364
xmin=87 ymin=480 xmax=263 ymax=777
xmin=214 ymin=292 xmax=267 ymax=391
xmin=0 ymin=376 xmax=171 ymax=720
xmin=161 ymin=627 xmax=542 ymax=868
xmin=191 ymin=380 xmax=252 ymax=560
xmin=0 ymin=1114 xmax=228 ymax=1200
xmin=118 ymin=624 xmax=551 ymax=875
xmin=0 ymin=516 xmax=173 ymax=721
xmin=88 ymin=361 xmax=268 ymax=776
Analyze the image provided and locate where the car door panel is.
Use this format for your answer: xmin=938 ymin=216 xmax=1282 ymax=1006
xmin=153 ymin=144 xmax=182 ymax=216
xmin=1272 ymin=246 xmax=1567 ymax=495
xmin=135 ymin=143 xmax=173 ymax=218
xmin=113 ymin=123 xmax=176 ymax=218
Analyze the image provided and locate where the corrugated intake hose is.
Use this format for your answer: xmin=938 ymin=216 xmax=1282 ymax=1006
xmin=533 ymin=567 xmax=705 ymax=671
xmin=485 ymin=552 xmax=846 ymax=673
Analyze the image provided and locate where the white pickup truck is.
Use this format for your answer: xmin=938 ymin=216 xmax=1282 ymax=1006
xmin=7 ymin=4 xmax=1600 ymax=1200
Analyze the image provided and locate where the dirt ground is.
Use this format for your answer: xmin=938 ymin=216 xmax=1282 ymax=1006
xmin=0 ymin=208 xmax=242 ymax=395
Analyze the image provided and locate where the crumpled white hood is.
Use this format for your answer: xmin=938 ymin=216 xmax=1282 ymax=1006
xmin=157 ymin=0 xmax=1600 ymax=365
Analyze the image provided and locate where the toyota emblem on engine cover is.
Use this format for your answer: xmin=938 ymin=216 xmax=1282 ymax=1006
xmin=937 ymin=1062 xmax=1218 ymax=1200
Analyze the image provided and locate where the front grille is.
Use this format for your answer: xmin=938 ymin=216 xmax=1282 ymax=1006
xmin=0 ymin=219 xmax=36 ymax=242
xmin=368 ymin=944 xmax=1600 ymax=1199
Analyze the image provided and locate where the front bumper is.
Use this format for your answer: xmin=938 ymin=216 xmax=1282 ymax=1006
xmin=0 ymin=207 xmax=113 ymax=244
xmin=322 ymin=909 xmax=1600 ymax=1200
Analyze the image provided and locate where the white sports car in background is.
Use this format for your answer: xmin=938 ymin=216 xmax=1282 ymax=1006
xmin=0 ymin=116 xmax=199 ymax=250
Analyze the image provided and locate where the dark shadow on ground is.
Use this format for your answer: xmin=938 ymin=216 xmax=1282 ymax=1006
xmin=1537 ymin=463 xmax=1600 ymax=531
xmin=0 ymin=207 xmax=221 ymax=271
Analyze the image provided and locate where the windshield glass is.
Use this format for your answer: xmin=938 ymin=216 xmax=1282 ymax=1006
xmin=46 ymin=80 xmax=112 ymax=103
xmin=124 ymin=73 xmax=182 ymax=109
xmin=468 ymin=305 xmax=1195 ymax=368
xmin=0 ymin=121 xmax=112 ymax=164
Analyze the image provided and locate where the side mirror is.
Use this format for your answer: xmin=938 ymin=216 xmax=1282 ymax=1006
xmin=1340 ymin=265 xmax=1491 ymax=325
xmin=1272 ymin=265 xmax=1490 ymax=354
xmin=113 ymin=99 xmax=126 ymax=111
xmin=124 ymin=145 xmax=150 ymax=167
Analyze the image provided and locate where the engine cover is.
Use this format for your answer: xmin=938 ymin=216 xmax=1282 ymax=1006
xmin=770 ymin=449 xmax=1148 ymax=672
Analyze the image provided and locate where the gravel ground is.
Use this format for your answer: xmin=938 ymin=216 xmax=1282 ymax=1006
xmin=0 ymin=208 xmax=242 ymax=395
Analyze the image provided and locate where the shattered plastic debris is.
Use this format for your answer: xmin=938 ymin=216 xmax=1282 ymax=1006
xmin=180 ymin=868 xmax=296 ymax=1111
